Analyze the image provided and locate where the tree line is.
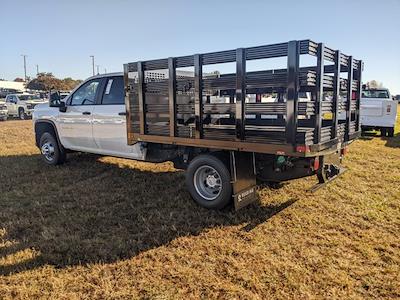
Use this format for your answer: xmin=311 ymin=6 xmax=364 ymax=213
xmin=26 ymin=73 xmax=82 ymax=91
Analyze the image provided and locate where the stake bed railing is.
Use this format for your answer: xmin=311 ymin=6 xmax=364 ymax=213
xmin=124 ymin=39 xmax=362 ymax=156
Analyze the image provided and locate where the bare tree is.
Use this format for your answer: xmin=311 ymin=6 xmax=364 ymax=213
xmin=366 ymin=80 xmax=384 ymax=89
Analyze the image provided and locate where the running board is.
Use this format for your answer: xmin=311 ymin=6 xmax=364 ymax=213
xmin=309 ymin=167 xmax=347 ymax=193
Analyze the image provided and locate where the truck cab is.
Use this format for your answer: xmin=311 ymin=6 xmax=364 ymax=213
xmin=5 ymin=93 xmax=48 ymax=119
xmin=33 ymin=73 xmax=145 ymax=160
xmin=360 ymin=88 xmax=397 ymax=136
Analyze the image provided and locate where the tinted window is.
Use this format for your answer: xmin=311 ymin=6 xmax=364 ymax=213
xmin=362 ymin=89 xmax=390 ymax=99
xmin=70 ymin=79 xmax=101 ymax=106
xmin=19 ymin=95 xmax=40 ymax=101
xmin=6 ymin=95 xmax=15 ymax=102
xmin=102 ymin=77 xmax=124 ymax=105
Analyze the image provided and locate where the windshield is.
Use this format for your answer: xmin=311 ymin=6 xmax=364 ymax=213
xmin=362 ymin=89 xmax=390 ymax=99
xmin=19 ymin=95 xmax=41 ymax=101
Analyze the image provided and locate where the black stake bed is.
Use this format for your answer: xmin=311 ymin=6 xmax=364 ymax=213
xmin=124 ymin=39 xmax=362 ymax=157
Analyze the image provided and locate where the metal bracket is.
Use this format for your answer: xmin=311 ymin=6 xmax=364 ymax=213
xmin=310 ymin=166 xmax=347 ymax=193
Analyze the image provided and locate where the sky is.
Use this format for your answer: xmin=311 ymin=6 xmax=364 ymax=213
xmin=1 ymin=0 xmax=399 ymax=94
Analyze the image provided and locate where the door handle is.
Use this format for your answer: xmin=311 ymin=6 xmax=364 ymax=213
xmin=118 ymin=112 xmax=127 ymax=116
xmin=82 ymin=111 xmax=91 ymax=115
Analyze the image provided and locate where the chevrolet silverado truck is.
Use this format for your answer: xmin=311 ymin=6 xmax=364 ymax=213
xmin=33 ymin=39 xmax=363 ymax=210
xmin=360 ymin=88 xmax=397 ymax=137
xmin=5 ymin=93 xmax=48 ymax=120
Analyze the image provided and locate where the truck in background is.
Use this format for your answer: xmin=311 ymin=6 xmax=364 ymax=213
xmin=5 ymin=93 xmax=48 ymax=120
xmin=360 ymin=88 xmax=397 ymax=137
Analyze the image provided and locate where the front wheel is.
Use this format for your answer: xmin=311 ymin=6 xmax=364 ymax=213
xmin=18 ymin=108 xmax=27 ymax=120
xmin=39 ymin=132 xmax=66 ymax=165
xmin=185 ymin=154 xmax=232 ymax=209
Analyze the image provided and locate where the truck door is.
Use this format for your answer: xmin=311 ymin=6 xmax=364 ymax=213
xmin=92 ymin=76 xmax=145 ymax=159
xmin=57 ymin=78 xmax=102 ymax=151
xmin=6 ymin=95 xmax=17 ymax=115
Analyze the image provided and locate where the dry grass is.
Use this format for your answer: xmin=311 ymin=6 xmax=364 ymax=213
xmin=0 ymin=108 xmax=399 ymax=299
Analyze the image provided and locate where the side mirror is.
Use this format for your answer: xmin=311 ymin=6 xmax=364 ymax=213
xmin=49 ymin=91 xmax=61 ymax=107
xmin=59 ymin=101 xmax=67 ymax=112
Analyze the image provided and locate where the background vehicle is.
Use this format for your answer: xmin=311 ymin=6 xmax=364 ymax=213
xmin=5 ymin=93 xmax=48 ymax=119
xmin=0 ymin=88 xmax=20 ymax=99
xmin=34 ymin=39 xmax=363 ymax=210
xmin=360 ymin=88 xmax=397 ymax=137
xmin=0 ymin=99 xmax=8 ymax=121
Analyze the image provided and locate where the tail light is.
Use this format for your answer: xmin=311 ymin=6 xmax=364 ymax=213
xmin=341 ymin=147 xmax=348 ymax=156
xmin=387 ymin=105 xmax=391 ymax=113
xmin=296 ymin=145 xmax=310 ymax=153
xmin=313 ymin=157 xmax=320 ymax=170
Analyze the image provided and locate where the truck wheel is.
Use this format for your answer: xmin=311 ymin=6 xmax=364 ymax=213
xmin=186 ymin=154 xmax=232 ymax=209
xmin=388 ymin=127 xmax=394 ymax=137
xmin=381 ymin=128 xmax=387 ymax=137
xmin=18 ymin=108 xmax=27 ymax=120
xmin=39 ymin=132 xmax=66 ymax=165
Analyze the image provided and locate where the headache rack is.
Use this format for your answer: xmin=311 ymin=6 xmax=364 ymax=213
xmin=124 ymin=39 xmax=363 ymax=156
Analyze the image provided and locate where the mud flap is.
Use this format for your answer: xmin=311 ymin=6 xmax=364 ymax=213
xmin=230 ymin=151 xmax=258 ymax=210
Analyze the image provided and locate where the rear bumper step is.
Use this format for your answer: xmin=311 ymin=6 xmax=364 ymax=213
xmin=309 ymin=167 xmax=347 ymax=192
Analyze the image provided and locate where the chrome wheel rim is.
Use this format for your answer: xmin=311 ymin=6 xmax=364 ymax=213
xmin=193 ymin=165 xmax=222 ymax=201
xmin=41 ymin=141 xmax=55 ymax=161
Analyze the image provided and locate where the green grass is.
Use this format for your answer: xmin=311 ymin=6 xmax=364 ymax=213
xmin=0 ymin=109 xmax=399 ymax=299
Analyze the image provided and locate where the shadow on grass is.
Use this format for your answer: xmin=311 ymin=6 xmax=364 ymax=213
xmin=0 ymin=153 xmax=295 ymax=276
xmin=384 ymin=133 xmax=400 ymax=148
xmin=360 ymin=131 xmax=400 ymax=148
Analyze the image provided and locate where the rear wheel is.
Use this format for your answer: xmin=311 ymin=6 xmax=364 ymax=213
xmin=186 ymin=154 xmax=232 ymax=209
xmin=388 ymin=127 xmax=394 ymax=137
xmin=39 ymin=132 xmax=66 ymax=165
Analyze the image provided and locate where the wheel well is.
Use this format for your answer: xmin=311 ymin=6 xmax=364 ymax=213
xmin=35 ymin=122 xmax=57 ymax=148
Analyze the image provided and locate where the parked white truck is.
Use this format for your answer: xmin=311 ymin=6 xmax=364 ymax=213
xmin=32 ymin=40 xmax=363 ymax=210
xmin=360 ymin=88 xmax=397 ymax=137
xmin=5 ymin=93 xmax=48 ymax=120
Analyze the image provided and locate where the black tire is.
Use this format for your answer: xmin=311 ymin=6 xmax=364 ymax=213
xmin=381 ymin=128 xmax=387 ymax=137
xmin=18 ymin=108 xmax=27 ymax=120
xmin=185 ymin=154 xmax=232 ymax=209
xmin=39 ymin=132 xmax=66 ymax=165
xmin=388 ymin=127 xmax=394 ymax=137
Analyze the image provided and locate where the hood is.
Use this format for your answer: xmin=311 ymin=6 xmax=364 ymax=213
xmin=26 ymin=99 xmax=48 ymax=104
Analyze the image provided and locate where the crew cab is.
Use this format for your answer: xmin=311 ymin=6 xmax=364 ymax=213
xmin=5 ymin=93 xmax=48 ymax=120
xmin=360 ymin=88 xmax=397 ymax=137
xmin=33 ymin=40 xmax=363 ymax=210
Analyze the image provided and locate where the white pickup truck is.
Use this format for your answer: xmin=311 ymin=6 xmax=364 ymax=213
xmin=360 ymin=88 xmax=397 ymax=137
xmin=32 ymin=40 xmax=363 ymax=210
xmin=5 ymin=93 xmax=48 ymax=120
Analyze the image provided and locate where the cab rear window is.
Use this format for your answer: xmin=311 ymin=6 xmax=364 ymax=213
xmin=362 ymin=90 xmax=389 ymax=99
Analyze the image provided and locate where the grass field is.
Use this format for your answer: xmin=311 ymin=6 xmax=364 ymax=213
xmin=0 ymin=109 xmax=399 ymax=299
